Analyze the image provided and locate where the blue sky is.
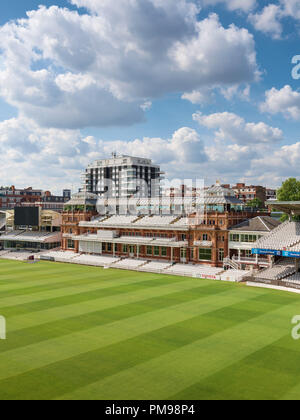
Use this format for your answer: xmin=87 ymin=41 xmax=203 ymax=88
xmin=0 ymin=0 xmax=300 ymax=193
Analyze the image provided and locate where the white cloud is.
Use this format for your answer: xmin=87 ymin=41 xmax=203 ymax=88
xmin=261 ymin=85 xmax=300 ymax=120
xmin=0 ymin=2 xmax=259 ymax=129
xmin=202 ymin=0 xmax=257 ymax=12
xmin=249 ymin=4 xmax=283 ymax=39
xmin=182 ymin=88 xmax=214 ymax=105
xmin=0 ymin=116 xmax=208 ymax=191
xmin=280 ymin=0 xmax=300 ymax=20
xmin=249 ymin=0 xmax=300 ymax=38
xmin=193 ymin=111 xmax=283 ymax=144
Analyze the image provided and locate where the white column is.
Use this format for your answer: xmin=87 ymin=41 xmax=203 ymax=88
xmin=238 ymin=249 xmax=241 ymax=261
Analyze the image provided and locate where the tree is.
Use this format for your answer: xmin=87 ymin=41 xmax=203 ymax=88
xmin=247 ymin=198 xmax=263 ymax=208
xmin=277 ymin=178 xmax=300 ymax=201
xmin=277 ymin=178 xmax=300 ymax=221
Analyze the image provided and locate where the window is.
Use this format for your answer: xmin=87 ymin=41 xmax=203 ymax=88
xmin=199 ymin=248 xmax=212 ymax=261
xmin=107 ymin=243 xmax=112 ymax=252
xmin=154 ymin=246 xmax=160 ymax=256
xmin=241 ymin=234 xmax=257 ymax=243
xmin=181 ymin=248 xmax=187 ymax=259
xmin=147 ymin=246 xmax=152 ymax=256
xmin=230 ymin=234 xmax=240 ymax=242
xmin=67 ymin=239 xmax=75 ymax=249
xmin=161 ymin=247 xmax=167 ymax=257
xmin=122 ymin=244 xmax=128 ymax=253
xmin=203 ymin=234 xmax=209 ymax=241
xmin=218 ymin=248 xmax=224 ymax=261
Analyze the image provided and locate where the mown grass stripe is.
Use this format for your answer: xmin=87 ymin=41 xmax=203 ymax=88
xmin=0 ymin=268 xmax=189 ymax=299
xmin=7 ymin=281 xmax=229 ymax=333
xmin=0 ymin=276 xmax=215 ymax=319
xmin=0 ymin=261 xmax=166 ymax=291
xmin=0 ymin=293 xmax=282 ymax=400
xmin=59 ymin=296 xmax=300 ymax=400
xmin=1 ymin=283 xmax=239 ymax=352
xmin=180 ymin=336 xmax=300 ymax=400
xmin=0 ymin=286 xmax=266 ymax=383
xmin=0 ymin=268 xmax=192 ymax=310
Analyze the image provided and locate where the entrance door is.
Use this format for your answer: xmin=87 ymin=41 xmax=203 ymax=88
xmin=129 ymin=245 xmax=135 ymax=258
xmin=181 ymin=248 xmax=187 ymax=263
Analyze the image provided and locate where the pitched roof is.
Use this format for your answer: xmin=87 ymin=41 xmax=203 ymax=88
xmin=230 ymin=216 xmax=281 ymax=232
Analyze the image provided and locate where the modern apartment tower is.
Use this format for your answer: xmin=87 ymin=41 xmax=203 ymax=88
xmin=82 ymin=154 xmax=162 ymax=198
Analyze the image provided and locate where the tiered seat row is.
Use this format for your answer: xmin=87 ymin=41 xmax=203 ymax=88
xmin=100 ymin=215 xmax=138 ymax=225
xmin=134 ymin=216 xmax=177 ymax=226
xmin=254 ymin=260 xmax=296 ymax=281
xmin=284 ymin=273 xmax=300 ymax=286
xmin=220 ymin=270 xmax=250 ymax=282
xmin=73 ymin=255 xmax=120 ymax=267
xmin=113 ymin=259 xmax=147 ymax=269
xmin=165 ymin=264 xmax=224 ymax=279
xmin=255 ymin=221 xmax=300 ymax=251
xmin=41 ymin=251 xmax=79 ymax=262
xmin=2 ymin=251 xmax=40 ymax=261
xmin=139 ymin=261 xmax=173 ymax=273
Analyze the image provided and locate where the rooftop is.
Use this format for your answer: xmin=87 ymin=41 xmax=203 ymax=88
xmin=230 ymin=216 xmax=281 ymax=232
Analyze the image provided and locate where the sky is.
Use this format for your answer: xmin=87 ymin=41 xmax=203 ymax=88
xmin=0 ymin=0 xmax=300 ymax=194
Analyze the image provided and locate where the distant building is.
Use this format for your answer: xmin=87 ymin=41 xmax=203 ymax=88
xmin=221 ymin=183 xmax=268 ymax=206
xmin=0 ymin=208 xmax=62 ymax=251
xmin=266 ymin=188 xmax=277 ymax=201
xmin=82 ymin=154 xmax=163 ymax=198
xmin=0 ymin=187 xmax=71 ymax=212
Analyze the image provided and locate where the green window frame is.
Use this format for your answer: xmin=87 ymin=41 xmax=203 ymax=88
xmin=161 ymin=247 xmax=167 ymax=257
xmin=146 ymin=246 xmax=153 ymax=256
xmin=67 ymin=239 xmax=75 ymax=249
xmin=199 ymin=248 xmax=212 ymax=261
xmin=154 ymin=246 xmax=160 ymax=256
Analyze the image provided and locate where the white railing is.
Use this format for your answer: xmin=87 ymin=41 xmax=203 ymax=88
xmin=223 ymin=257 xmax=241 ymax=270
xmin=232 ymin=256 xmax=269 ymax=265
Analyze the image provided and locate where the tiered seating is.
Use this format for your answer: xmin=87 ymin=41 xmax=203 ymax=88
xmin=113 ymin=259 xmax=147 ymax=270
xmin=0 ymin=231 xmax=58 ymax=241
xmin=3 ymin=251 xmax=40 ymax=261
xmin=171 ymin=217 xmax=190 ymax=227
xmin=0 ymin=250 xmax=10 ymax=257
xmin=72 ymin=254 xmax=120 ymax=267
xmin=284 ymin=273 xmax=300 ymax=286
xmin=165 ymin=264 xmax=223 ymax=278
xmin=41 ymin=251 xmax=78 ymax=262
xmin=100 ymin=216 xmax=138 ymax=226
xmin=220 ymin=270 xmax=250 ymax=282
xmin=255 ymin=221 xmax=300 ymax=251
xmin=139 ymin=261 xmax=173 ymax=273
xmin=134 ymin=216 xmax=177 ymax=226
xmin=255 ymin=260 xmax=296 ymax=281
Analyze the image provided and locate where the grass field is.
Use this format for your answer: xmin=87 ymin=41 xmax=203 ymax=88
xmin=0 ymin=259 xmax=300 ymax=400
